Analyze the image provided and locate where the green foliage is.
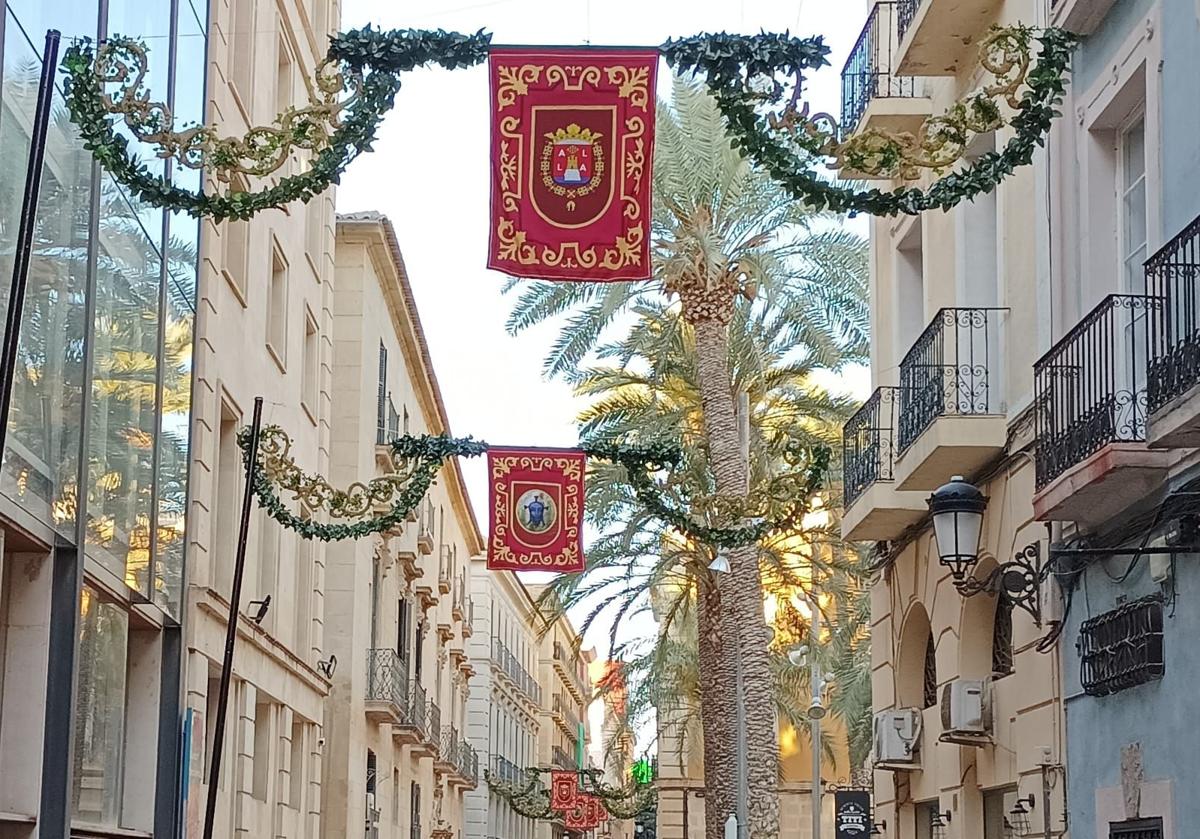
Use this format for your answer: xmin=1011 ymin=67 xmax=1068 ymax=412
xmin=663 ymin=26 xmax=1077 ymax=216
xmin=483 ymin=767 xmax=656 ymax=821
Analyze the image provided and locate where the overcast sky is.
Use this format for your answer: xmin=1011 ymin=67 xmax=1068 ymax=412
xmin=335 ymin=0 xmax=871 ymax=673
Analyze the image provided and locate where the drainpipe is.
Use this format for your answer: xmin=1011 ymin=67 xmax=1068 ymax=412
xmin=1042 ymin=763 xmax=1052 ymax=839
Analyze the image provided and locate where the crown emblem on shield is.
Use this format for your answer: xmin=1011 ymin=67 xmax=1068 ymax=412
xmin=541 ymin=122 xmax=605 ymax=202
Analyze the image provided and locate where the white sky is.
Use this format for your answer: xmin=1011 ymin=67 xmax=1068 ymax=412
xmin=335 ymin=0 xmax=871 ymax=677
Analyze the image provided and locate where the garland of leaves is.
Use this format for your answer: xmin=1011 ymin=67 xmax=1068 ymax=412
xmin=663 ymin=25 xmax=1077 ymax=216
xmin=62 ymin=28 xmax=491 ymax=220
xmin=61 ymin=21 xmax=1074 ymax=222
xmin=483 ymin=767 xmax=656 ymax=821
xmin=239 ymin=427 xmax=831 ymax=548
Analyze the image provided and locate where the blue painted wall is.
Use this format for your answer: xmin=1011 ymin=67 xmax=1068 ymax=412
xmin=1063 ymin=1 xmax=1200 ymax=834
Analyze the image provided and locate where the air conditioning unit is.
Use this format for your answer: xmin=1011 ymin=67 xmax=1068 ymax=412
xmin=939 ymin=678 xmax=992 ymax=745
xmin=873 ymin=708 xmax=921 ymax=768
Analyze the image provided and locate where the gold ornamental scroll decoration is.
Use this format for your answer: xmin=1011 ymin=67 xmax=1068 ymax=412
xmin=493 ymin=59 xmax=651 ymax=274
xmin=490 ymin=453 xmax=582 ymax=569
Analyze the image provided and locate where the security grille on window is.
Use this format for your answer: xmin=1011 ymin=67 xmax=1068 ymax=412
xmin=1079 ymin=595 xmax=1164 ymax=696
xmin=1110 ymin=817 xmax=1164 ymax=839
xmin=992 ymin=597 xmax=1014 ymax=678
xmin=923 ymin=633 xmax=938 ymax=709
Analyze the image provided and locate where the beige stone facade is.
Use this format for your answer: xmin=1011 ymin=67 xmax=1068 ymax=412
xmin=841 ymin=1 xmax=1067 ymax=838
xmin=183 ymin=0 xmax=340 ymax=835
xmin=323 ymin=213 xmax=481 ymax=839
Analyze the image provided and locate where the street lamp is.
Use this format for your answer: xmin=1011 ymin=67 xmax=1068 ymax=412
xmin=927 ymin=476 xmax=987 ymax=579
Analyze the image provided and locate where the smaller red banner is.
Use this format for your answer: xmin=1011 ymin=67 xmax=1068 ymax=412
xmin=550 ymin=770 xmax=579 ymax=811
xmin=487 ymin=448 xmax=585 ymax=572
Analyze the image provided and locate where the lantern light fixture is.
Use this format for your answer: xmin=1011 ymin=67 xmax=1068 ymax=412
xmin=927 ymin=476 xmax=987 ymax=579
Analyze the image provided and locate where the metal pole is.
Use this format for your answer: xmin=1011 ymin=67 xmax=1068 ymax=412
xmin=810 ymin=601 xmax=822 ymax=839
xmin=1041 ymin=763 xmax=1052 ymax=839
xmin=203 ymin=396 xmax=264 ymax=839
xmin=0 ymin=29 xmax=59 ymax=460
xmin=734 ymin=392 xmax=749 ymax=839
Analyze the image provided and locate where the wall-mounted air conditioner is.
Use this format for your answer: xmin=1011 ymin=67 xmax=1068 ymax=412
xmin=873 ymin=708 xmax=922 ymax=769
xmin=939 ymin=678 xmax=992 ymax=745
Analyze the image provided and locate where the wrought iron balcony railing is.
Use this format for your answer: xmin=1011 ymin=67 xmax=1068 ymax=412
xmin=553 ymin=694 xmax=582 ymax=734
xmin=842 ymin=386 xmax=900 ymax=507
xmin=897 ymin=0 xmax=923 ymax=41
xmin=410 ymin=683 xmax=428 ymax=737
xmin=365 ymin=648 xmax=411 ymax=719
xmin=897 ymin=308 xmax=1004 ymax=453
xmin=1034 ymin=294 xmax=1159 ymax=489
xmin=1146 ymin=213 xmax=1200 ymax=413
xmin=841 ymin=2 xmax=918 ymax=135
xmin=493 ymin=639 xmax=541 ymax=704
xmin=552 ymin=746 xmax=576 ymax=770
xmin=427 ymin=701 xmax=442 ymax=748
xmin=491 ymin=755 xmax=523 ymax=785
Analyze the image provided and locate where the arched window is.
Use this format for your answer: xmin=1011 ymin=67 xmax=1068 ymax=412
xmin=923 ymin=632 xmax=938 ymax=709
xmin=992 ymin=597 xmax=1014 ymax=677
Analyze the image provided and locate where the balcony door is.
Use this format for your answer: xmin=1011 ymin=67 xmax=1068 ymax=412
xmin=1117 ymin=115 xmax=1151 ymax=440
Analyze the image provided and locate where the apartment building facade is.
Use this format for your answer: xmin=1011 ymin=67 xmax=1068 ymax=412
xmin=181 ymin=0 xmax=339 ymax=836
xmin=321 ymin=212 xmax=479 ymax=839
xmin=839 ymin=0 xmax=1066 ymax=837
xmin=464 ymin=561 xmax=544 ymax=839
xmin=0 ymin=0 xmax=207 ymax=836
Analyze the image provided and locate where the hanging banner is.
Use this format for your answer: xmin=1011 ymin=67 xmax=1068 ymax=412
xmin=550 ymin=770 xmax=579 ymax=810
xmin=487 ymin=447 xmax=585 ymax=572
xmin=834 ymin=790 xmax=872 ymax=839
xmin=487 ymin=47 xmax=658 ymax=282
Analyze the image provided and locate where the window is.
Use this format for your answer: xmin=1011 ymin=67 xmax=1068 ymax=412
xmin=305 ymin=194 xmax=326 ymax=280
xmin=71 ymin=588 xmax=129 ymax=826
xmin=222 ymin=217 xmax=249 ymax=303
xmin=294 ymin=520 xmax=313 ymax=658
xmin=982 ymin=788 xmax=1017 ymax=839
xmin=403 ymin=406 xmax=410 ymax=435
xmin=229 ymin=0 xmax=256 ymax=112
xmin=257 ymin=510 xmax=280 ymax=620
xmin=992 ymin=597 xmax=1014 ymax=678
xmin=253 ymin=699 xmax=272 ymax=800
xmin=393 ymin=768 xmax=401 ymax=825
xmin=275 ymin=34 xmax=294 ymax=115
xmin=366 ymin=749 xmax=377 ymax=795
xmin=302 ymin=309 xmax=319 ymax=421
xmin=895 ymin=219 xmax=924 ymax=356
xmin=1110 ymin=818 xmax=1164 ymax=839
xmin=214 ymin=402 xmax=241 ymax=592
xmin=267 ymin=245 xmax=288 ymax=366
xmin=410 ymin=781 xmax=422 ymax=839
xmin=290 ymin=718 xmax=305 ymax=807
xmin=923 ymin=632 xmax=937 ymax=709
xmin=414 ymin=621 xmax=424 ymax=680
xmin=1080 ymin=595 xmax=1164 ymax=696
xmin=1119 ymin=117 xmax=1148 ymax=293
xmin=914 ymin=802 xmax=935 ymax=839
xmin=398 ymin=597 xmax=411 ymax=664
xmin=377 ymin=342 xmax=388 ymax=445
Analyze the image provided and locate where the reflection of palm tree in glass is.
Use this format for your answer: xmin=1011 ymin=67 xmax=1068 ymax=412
xmin=0 ymin=59 xmax=195 ymax=607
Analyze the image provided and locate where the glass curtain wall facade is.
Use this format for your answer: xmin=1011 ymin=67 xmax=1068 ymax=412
xmin=0 ymin=0 xmax=205 ymax=835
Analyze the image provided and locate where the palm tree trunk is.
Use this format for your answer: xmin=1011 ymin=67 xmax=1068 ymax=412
xmin=696 ymin=578 xmax=733 ymax=839
xmin=691 ymin=316 xmax=780 ymax=839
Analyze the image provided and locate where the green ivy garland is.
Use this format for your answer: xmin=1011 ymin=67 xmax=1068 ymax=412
xmin=483 ymin=767 xmax=656 ymax=821
xmin=61 ymin=22 xmax=1074 ymax=223
xmin=238 ymin=428 xmax=831 ymax=548
xmin=61 ymin=28 xmax=491 ymax=221
xmin=663 ymin=25 xmax=1078 ymax=216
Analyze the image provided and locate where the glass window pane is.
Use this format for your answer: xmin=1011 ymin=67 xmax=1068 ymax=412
xmin=0 ymin=12 xmax=90 ymax=537
xmin=86 ymin=176 xmax=163 ymax=591
xmin=7 ymin=0 xmax=99 ymax=51
xmin=1122 ymin=119 xmax=1146 ymax=187
xmin=1124 ymin=177 xmax=1147 ymax=254
xmin=72 ymin=588 xmax=129 ymax=826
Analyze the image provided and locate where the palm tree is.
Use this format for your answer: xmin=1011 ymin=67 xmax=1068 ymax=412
xmin=508 ymin=79 xmax=867 ymax=839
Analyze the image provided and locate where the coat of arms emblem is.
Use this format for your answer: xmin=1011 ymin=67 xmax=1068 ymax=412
xmin=543 ymin=123 xmax=605 ymax=196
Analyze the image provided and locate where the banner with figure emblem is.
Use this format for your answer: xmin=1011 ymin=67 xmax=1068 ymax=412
xmin=487 ymin=447 xmax=585 ymax=571
xmin=488 ymin=47 xmax=658 ymax=282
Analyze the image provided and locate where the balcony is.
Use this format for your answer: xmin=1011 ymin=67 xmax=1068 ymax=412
xmin=552 ymin=746 xmax=576 ymax=770
xmin=491 ymin=755 xmax=524 ymax=785
xmin=493 ymin=639 xmax=541 ymax=706
xmin=553 ymin=641 xmax=590 ymax=703
xmin=1034 ymin=295 xmax=1169 ymax=525
xmin=395 ymin=683 xmax=430 ymax=749
xmin=417 ymin=499 xmax=435 ymax=555
xmin=894 ymin=308 xmax=1007 ymax=490
xmin=841 ymin=387 xmax=927 ymax=541
xmin=552 ymin=695 xmax=582 ymax=739
xmin=452 ymin=572 xmax=467 ymax=622
xmin=364 ymin=649 xmax=410 ymax=726
xmin=895 ymin=0 xmax=1002 ymax=76
xmin=438 ymin=545 xmax=453 ymax=595
xmin=439 ymin=728 xmax=478 ymax=789
xmin=840 ymin=2 xmax=929 ymax=149
xmin=1051 ymin=0 xmax=1121 ymax=36
xmin=1147 ymin=213 xmax=1200 ymax=447
xmin=461 ymin=596 xmax=475 ymax=638
xmin=434 ymin=726 xmax=458 ymax=777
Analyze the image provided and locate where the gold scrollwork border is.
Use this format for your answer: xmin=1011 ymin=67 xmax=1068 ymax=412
xmin=490 ymin=454 xmax=582 ymax=569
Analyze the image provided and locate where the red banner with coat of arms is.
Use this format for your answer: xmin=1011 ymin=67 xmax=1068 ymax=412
xmin=487 ymin=447 xmax=585 ymax=572
xmin=487 ymin=47 xmax=658 ymax=282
